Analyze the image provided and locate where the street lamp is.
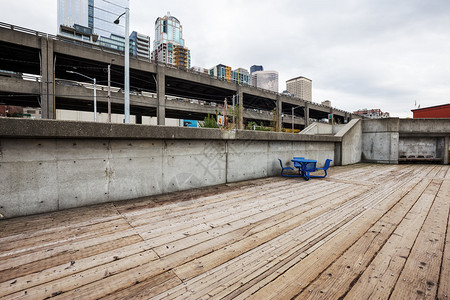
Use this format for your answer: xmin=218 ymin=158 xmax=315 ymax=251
xmin=66 ymin=70 xmax=97 ymax=122
xmin=107 ymin=59 xmax=115 ymax=123
xmin=113 ymin=8 xmax=130 ymax=123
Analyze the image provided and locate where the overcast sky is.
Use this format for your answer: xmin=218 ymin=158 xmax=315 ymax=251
xmin=2 ymin=0 xmax=449 ymax=117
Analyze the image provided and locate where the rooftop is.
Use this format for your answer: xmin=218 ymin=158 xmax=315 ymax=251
xmin=0 ymin=163 xmax=449 ymax=299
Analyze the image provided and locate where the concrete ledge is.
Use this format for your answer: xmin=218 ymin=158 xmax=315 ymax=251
xmin=399 ymin=118 xmax=450 ymax=137
xmin=0 ymin=118 xmax=341 ymax=142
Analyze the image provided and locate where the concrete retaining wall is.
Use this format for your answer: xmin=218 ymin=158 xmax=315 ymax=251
xmin=362 ymin=119 xmax=400 ymax=164
xmin=362 ymin=118 xmax=450 ymax=164
xmin=336 ymin=119 xmax=362 ymax=165
xmin=0 ymin=118 xmax=338 ymax=218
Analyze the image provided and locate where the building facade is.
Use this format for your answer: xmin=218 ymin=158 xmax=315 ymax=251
xmin=209 ymin=64 xmax=250 ymax=85
xmin=411 ymin=104 xmax=450 ymax=118
xmin=250 ymin=65 xmax=263 ymax=74
xmin=353 ymin=109 xmax=390 ymax=119
xmin=130 ymin=31 xmax=151 ymax=60
xmin=152 ymin=12 xmax=191 ymax=68
xmin=252 ymin=70 xmax=279 ymax=92
xmin=286 ymin=76 xmax=312 ymax=102
xmin=57 ymin=0 xmax=129 ymax=42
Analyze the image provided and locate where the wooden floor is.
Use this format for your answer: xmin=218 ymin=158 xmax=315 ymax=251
xmin=0 ymin=164 xmax=449 ymax=299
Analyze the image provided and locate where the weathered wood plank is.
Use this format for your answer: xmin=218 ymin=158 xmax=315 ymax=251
xmin=2 ymin=249 xmax=159 ymax=299
xmin=0 ymin=164 xmax=448 ymax=299
xmin=294 ymin=178 xmax=431 ymax=299
xmin=247 ymin=175 xmax=421 ymax=300
xmin=0 ymin=240 xmax=156 ymax=297
xmin=343 ymin=179 xmax=442 ymax=300
xmin=157 ymin=171 xmax=418 ymax=299
xmin=0 ymin=235 xmax=142 ymax=285
xmin=390 ymin=179 xmax=449 ymax=299
xmin=0 ymin=228 xmax=139 ymax=273
xmin=438 ymin=181 xmax=450 ymax=300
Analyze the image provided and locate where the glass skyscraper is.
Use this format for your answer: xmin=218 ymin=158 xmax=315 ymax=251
xmin=250 ymin=65 xmax=264 ymax=74
xmin=58 ymin=0 xmax=129 ymax=43
xmin=152 ymin=12 xmax=190 ymax=68
xmin=252 ymin=71 xmax=279 ymax=93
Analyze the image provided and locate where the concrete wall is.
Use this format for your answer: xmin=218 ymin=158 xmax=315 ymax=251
xmin=301 ymin=122 xmax=344 ymax=135
xmin=399 ymin=137 xmax=441 ymax=159
xmin=399 ymin=118 xmax=450 ymax=135
xmin=362 ymin=118 xmax=450 ymax=164
xmin=0 ymin=118 xmax=339 ymax=219
xmin=335 ymin=119 xmax=362 ymax=165
xmin=362 ymin=118 xmax=400 ymax=164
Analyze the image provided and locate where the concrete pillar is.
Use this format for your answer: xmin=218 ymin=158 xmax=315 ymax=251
xmin=444 ymin=136 xmax=449 ymax=165
xmin=156 ymin=66 xmax=166 ymax=125
xmin=276 ymin=95 xmax=282 ymax=132
xmin=304 ymin=102 xmax=310 ymax=127
xmin=237 ymin=87 xmax=244 ymax=129
xmin=40 ymin=37 xmax=55 ymax=119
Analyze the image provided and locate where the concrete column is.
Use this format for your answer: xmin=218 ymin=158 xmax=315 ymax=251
xmin=156 ymin=66 xmax=166 ymax=125
xmin=444 ymin=136 xmax=449 ymax=165
xmin=304 ymin=102 xmax=310 ymax=127
xmin=276 ymin=95 xmax=282 ymax=132
xmin=237 ymin=87 xmax=244 ymax=129
xmin=40 ymin=37 xmax=55 ymax=119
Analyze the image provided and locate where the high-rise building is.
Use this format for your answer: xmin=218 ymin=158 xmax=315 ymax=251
xmin=152 ymin=12 xmax=191 ymax=68
xmin=251 ymin=71 xmax=279 ymax=92
xmin=209 ymin=64 xmax=250 ymax=85
xmin=57 ymin=0 xmax=129 ymax=44
xmin=286 ymin=76 xmax=312 ymax=102
xmin=130 ymin=31 xmax=151 ymax=60
xmin=233 ymin=68 xmax=250 ymax=85
xmin=250 ymin=65 xmax=263 ymax=74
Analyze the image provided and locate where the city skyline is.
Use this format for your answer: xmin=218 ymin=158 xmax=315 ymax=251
xmin=1 ymin=0 xmax=450 ymax=117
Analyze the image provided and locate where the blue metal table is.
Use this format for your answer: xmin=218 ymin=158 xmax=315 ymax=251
xmin=291 ymin=158 xmax=317 ymax=180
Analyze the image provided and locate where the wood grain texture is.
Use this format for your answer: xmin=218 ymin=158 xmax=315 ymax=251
xmin=0 ymin=164 xmax=448 ymax=299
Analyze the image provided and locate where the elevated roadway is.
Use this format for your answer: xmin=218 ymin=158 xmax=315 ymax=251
xmin=0 ymin=22 xmax=358 ymax=129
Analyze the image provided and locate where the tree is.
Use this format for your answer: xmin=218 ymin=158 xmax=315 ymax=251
xmin=200 ymin=114 xmax=219 ymax=128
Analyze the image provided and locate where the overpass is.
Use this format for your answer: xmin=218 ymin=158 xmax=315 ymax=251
xmin=0 ymin=22 xmax=358 ymax=129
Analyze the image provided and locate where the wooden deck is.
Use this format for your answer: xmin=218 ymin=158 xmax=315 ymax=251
xmin=0 ymin=164 xmax=449 ymax=299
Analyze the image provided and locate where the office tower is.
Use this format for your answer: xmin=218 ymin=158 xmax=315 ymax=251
xmin=286 ymin=76 xmax=312 ymax=102
xmin=209 ymin=64 xmax=250 ymax=85
xmin=251 ymin=71 xmax=279 ymax=92
xmin=130 ymin=31 xmax=151 ymax=59
xmin=233 ymin=68 xmax=250 ymax=85
xmin=152 ymin=12 xmax=191 ymax=68
xmin=250 ymin=65 xmax=263 ymax=74
xmin=57 ymin=0 xmax=129 ymax=48
xmin=210 ymin=64 xmax=232 ymax=81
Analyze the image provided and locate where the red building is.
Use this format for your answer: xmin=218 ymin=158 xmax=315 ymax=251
xmin=0 ymin=105 xmax=23 ymax=117
xmin=411 ymin=103 xmax=450 ymax=118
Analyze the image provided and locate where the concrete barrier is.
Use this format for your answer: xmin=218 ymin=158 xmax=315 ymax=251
xmin=362 ymin=118 xmax=450 ymax=164
xmin=0 ymin=118 xmax=339 ymax=218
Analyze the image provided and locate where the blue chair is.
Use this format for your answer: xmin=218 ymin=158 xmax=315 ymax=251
xmin=278 ymin=159 xmax=300 ymax=177
xmin=309 ymin=159 xmax=332 ymax=179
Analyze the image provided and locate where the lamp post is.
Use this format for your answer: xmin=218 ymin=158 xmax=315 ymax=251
xmin=66 ymin=70 xmax=97 ymax=122
xmin=114 ymin=8 xmax=130 ymax=123
xmin=107 ymin=59 xmax=115 ymax=123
